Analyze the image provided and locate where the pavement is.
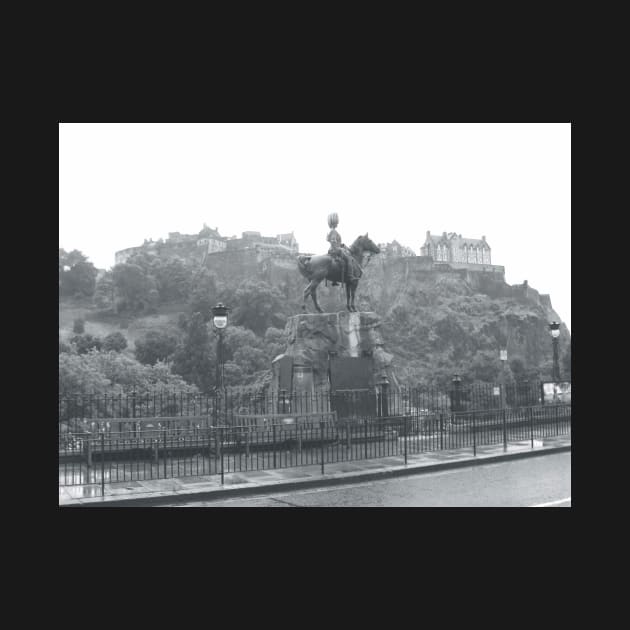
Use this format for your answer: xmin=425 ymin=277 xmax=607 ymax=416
xmin=59 ymin=434 xmax=571 ymax=507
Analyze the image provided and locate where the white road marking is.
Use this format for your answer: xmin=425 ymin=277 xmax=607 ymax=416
xmin=531 ymin=497 xmax=571 ymax=507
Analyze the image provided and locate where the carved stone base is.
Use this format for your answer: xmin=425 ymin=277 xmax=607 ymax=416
xmin=272 ymin=311 xmax=398 ymax=391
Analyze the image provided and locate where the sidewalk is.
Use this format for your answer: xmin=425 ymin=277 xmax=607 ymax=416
xmin=59 ymin=434 xmax=571 ymax=507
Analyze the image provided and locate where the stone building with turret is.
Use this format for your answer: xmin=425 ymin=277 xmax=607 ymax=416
xmin=420 ymin=231 xmax=492 ymax=267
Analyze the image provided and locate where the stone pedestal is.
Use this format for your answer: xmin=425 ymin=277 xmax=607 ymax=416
xmin=272 ymin=311 xmax=398 ymax=392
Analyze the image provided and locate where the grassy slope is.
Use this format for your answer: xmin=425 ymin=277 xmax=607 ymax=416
xmin=59 ymin=299 xmax=184 ymax=348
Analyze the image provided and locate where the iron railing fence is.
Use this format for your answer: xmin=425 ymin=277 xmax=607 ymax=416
xmin=59 ymin=380 xmax=563 ymax=431
xmin=59 ymin=403 xmax=571 ymax=490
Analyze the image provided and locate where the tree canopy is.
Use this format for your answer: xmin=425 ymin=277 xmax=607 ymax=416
xmin=59 ymin=249 xmax=98 ymax=297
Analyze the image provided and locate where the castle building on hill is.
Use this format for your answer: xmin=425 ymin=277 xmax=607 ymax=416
xmin=377 ymin=240 xmax=416 ymax=260
xmin=114 ymin=225 xmax=299 ymax=266
xmin=224 ymin=230 xmax=298 ymax=253
xmin=420 ymin=231 xmax=491 ymax=266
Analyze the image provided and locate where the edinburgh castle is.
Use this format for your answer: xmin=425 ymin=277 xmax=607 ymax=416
xmin=114 ymin=224 xmax=551 ymax=310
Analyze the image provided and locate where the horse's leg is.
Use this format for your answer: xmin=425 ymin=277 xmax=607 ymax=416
xmin=346 ymin=282 xmax=352 ymax=312
xmin=303 ymin=280 xmax=314 ymax=312
xmin=351 ymin=281 xmax=357 ymax=312
xmin=310 ymin=278 xmax=323 ymax=313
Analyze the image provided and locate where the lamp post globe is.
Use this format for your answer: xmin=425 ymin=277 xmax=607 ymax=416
xmin=549 ymin=321 xmax=561 ymax=382
xmin=212 ymin=303 xmax=229 ymax=331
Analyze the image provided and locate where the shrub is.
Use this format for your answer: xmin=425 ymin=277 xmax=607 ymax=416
xmin=70 ymin=334 xmax=103 ymax=354
xmin=102 ymin=331 xmax=128 ymax=352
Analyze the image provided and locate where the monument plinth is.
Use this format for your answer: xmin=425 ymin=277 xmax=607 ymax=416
xmin=272 ymin=311 xmax=398 ymax=392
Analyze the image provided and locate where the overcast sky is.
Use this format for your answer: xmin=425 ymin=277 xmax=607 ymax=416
xmin=59 ymin=123 xmax=571 ymax=331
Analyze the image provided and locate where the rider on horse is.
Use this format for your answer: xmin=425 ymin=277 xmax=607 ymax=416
xmin=326 ymin=213 xmax=358 ymax=286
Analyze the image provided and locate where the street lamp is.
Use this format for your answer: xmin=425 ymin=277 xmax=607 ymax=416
xmin=212 ymin=302 xmax=230 ymax=393
xmin=549 ymin=321 xmax=561 ymax=382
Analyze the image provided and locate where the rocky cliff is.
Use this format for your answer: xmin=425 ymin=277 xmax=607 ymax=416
xmin=349 ymin=257 xmax=570 ymax=386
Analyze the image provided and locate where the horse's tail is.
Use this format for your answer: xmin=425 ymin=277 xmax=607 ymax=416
xmin=297 ymin=255 xmax=311 ymax=277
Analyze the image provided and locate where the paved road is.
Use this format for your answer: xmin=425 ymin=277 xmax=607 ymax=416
xmin=160 ymin=451 xmax=571 ymax=507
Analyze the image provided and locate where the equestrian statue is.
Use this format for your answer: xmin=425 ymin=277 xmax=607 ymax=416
xmin=297 ymin=212 xmax=380 ymax=313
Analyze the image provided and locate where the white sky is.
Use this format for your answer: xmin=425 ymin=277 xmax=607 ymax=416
xmin=59 ymin=123 xmax=571 ymax=332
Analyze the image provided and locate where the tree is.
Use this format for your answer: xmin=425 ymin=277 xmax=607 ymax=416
xmin=112 ymin=263 xmax=155 ymax=312
xmin=59 ymin=249 xmax=97 ymax=297
xmin=134 ymin=330 xmax=179 ymax=365
xmin=171 ymin=313 xmax=215 ymax=392
xmin=509 ymin=357 xmax=526 ymax=381
xmin=59 ymin=351 xmax=112 ymax=397
xmin=59 ymin=337 xmax=74 ymax=354
xmin=102 ymin=332 xmax=128 ymax=352
xmin=469 ymin=350 xmax=501 ymax=383
xmin=64 ymin=261 xmax=98 ymax=297
xmin=70 ymin=334 xmax=103 ymax=354
xmin=231 ymin=280 xmax=288 ymax=335
xmin=189 ymin=268 xmax=218 ymax=322
xmin=263 ymin=327 xmax=286 ymax=362
xmin=562 ymin=346 xmax=572 ymax=380
xmin=93 ymin=271 xmax=115 ymax=310
xmin=59 ymin=349 xmax=199 ymax=398
xmin=154 ymin=257 xmax=193 ymax=303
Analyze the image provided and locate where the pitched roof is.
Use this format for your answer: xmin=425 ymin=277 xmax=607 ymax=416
xmin=424 ymin=234 xmax=489 ymax=247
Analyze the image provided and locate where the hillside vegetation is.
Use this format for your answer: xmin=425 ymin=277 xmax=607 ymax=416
xmin=59 ymin=245 xmax=571 ymax=395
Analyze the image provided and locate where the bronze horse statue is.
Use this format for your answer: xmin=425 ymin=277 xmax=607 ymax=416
xmin=297 ymin=234 xmax=380 ymax=313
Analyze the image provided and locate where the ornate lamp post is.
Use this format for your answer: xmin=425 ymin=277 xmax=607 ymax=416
xmin=212 ymin=303 xmax=229 ymax=390
xmin=211 ymin=303 xmax=229 ymax=426
xmin=549 ymin=321 xmax=561 ymax=382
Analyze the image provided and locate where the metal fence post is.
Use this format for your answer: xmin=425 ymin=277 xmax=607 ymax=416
xmin=404 ymin=415 xmax=408 ymax=465
xmin=530 ymin=406 xmax=534 ymax=449
xmin=502 ymin=408 xmax=507 ymax=452
xmin=100 ymin=432 xmax=105 ymax=497
xmin=207 ymin=430 xmax=213 ymax=474
xmin=273 ymin=424 xmax=277 ymax=469
xmin=320 ymin=420 xmax=325 ymax=475
xmin=132 ymin=390 xmax=136 ymax=437
xmin=364 ymin=418 xmax=368 ymax=460
xmin=163 ymin=430 xmax=167 ymax=478
xmin=472 ymin=412 xmax=476 ymax=456
xmin=439 ymin=413 xmax=444 ymax=450
xmin=556 ymin=404 xmax=559 ymax=436
xmin=220 ymin=427 xmax=224 ymax=485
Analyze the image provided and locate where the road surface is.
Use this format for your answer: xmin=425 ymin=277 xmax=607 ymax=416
xmin=159 ymin=451 xmax=571 ymax=507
